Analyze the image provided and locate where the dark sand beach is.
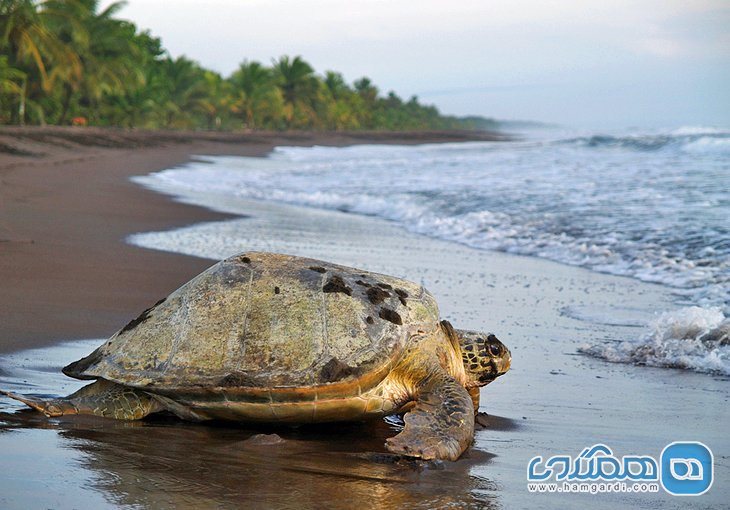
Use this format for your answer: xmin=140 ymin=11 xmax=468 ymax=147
xmin=0 ymin=127 xmax=727 ymax=509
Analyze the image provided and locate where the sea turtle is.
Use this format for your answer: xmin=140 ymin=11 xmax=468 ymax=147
xmin=2 ymin=252 xmax=511 ymax=461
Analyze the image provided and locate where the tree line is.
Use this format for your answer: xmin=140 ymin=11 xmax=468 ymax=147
xmin=0 ymin=0 xmax=497 ymax=131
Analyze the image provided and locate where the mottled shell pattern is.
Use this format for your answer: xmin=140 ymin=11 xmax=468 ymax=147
xmin=64 ymin=253 xmax=440 ymax=399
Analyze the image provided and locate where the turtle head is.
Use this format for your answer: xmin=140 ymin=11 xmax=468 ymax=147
xmin=455 ymin=328 xmax=511 ymax=387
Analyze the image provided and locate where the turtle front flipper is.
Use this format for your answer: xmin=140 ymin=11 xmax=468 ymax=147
xmin=385 ymin=372 xmax=475 ymax=461
xmin=1 ymin=379 xmax=162 ymax=420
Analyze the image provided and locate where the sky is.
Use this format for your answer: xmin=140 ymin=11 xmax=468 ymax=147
xmin=103 ymin=0 xmax=730 ymax=129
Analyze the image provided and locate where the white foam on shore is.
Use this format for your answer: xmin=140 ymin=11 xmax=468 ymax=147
xmin=580 ymin=307 xmax=730 ymax=375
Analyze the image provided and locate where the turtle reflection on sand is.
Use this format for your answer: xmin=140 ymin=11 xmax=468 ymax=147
xmin=2 ymin=252 xmax=511 ymax=461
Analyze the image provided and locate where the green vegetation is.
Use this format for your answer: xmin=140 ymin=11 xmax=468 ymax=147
xmin=0 ymin=0 xmax=498 ymax=131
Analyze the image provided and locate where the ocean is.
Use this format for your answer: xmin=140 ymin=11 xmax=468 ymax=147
xmin=129 ymin=126 xmax=729 ymax=375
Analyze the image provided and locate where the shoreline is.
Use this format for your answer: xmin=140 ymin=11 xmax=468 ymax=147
xmin=0 ymin=126 xmax=505 ymax=353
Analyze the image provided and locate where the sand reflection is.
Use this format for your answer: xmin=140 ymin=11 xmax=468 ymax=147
xmin=0 ymin=410 xmax=499 ymax=509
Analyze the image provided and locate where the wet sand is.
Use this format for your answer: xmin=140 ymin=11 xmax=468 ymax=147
xmin=1 ymin=132 xmax=728 ymax=509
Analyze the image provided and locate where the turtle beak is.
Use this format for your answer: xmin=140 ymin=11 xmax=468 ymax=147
xmin=500 ymin=347 xmax=512 ymax=374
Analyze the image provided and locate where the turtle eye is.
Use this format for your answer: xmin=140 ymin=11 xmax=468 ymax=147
xmin=488 ymin=344 xmax=501 ymax=357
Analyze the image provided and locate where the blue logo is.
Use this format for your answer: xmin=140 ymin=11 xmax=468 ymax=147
xmin=660 ymin=442 xmax=713 ymax=496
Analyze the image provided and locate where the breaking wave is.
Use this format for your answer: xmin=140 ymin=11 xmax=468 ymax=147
xmin=579 ymin=307 xmax=730 ymax=375
xmin=560 ymin=129 xmax=730 ymax=155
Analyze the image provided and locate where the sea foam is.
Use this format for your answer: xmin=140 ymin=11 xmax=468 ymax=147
xmin=580 ymin=307 xmax=730 ymax=375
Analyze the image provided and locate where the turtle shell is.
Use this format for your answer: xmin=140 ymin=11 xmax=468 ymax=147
xmin=64 ymin=252 xmax=440 ymax=397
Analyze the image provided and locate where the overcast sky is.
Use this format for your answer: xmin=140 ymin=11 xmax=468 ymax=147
xmin=104 ymin=0 xmax=730 ymax=129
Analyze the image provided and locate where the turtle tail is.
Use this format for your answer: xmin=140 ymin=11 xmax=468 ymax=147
xmin=1 ymin=380 xmax=162 ymax=420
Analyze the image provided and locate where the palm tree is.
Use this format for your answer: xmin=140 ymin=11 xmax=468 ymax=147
xmin=229 ymin=60 xmax=275 ymax=128
xmin=0 ymin=0 xmax=81 ymax=123
xmin=1 ymin=0 xmax=50 ymax=86
xmin=353 ymin=76 xmax=378 ymax=104
xmin=323 ymin=70 xmax=349 ymax=100
xmin=272 ymin=55 xmax=318 ymax=127
xmin=44 ymin=0 xmax=144 ymax=123
xmin=320 ymin=71 xmax=358 ymax=130
xmin=0 ymin=55 xmax=24 ymax=93
xmin=353 ymin=77 xmax=379 ymax=129
xmin=155 ymin=56 xmax=210 ymax=128
xmin=0 ymin=55 xmax=25 ymax=121
xmin=100 ymin=29 xmax=165 ymax=127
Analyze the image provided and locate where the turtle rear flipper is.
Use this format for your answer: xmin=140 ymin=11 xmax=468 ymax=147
xmin=1 ymin=379 xmax=162 ymax=420
xmin=385 ymin=372 xmax=475 ymax=461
